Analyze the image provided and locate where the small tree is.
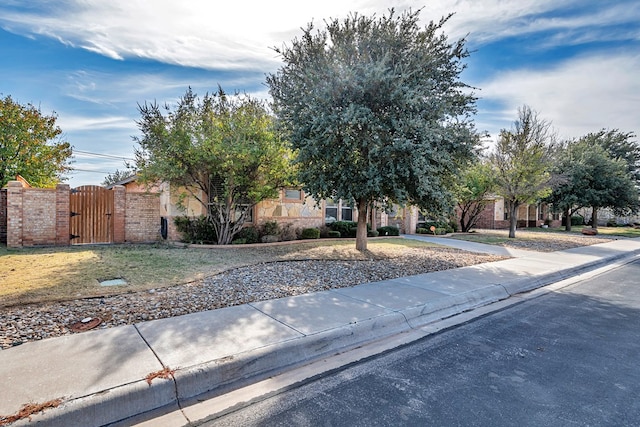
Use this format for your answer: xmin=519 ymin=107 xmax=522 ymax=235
xmin=0 ymin=95 xmax=72 ymax=187
xmin=490 ymin=106 xmax=554 ymax=238
xmin=454 ymin=160 xmax=496 ymax=232
xmin=267 ymin=9 xmax=478 ymax=251
xmin=134 ymin=87 xmax=292 ymax=244
xmin=102 ymin=169 xmax=136 ymax=187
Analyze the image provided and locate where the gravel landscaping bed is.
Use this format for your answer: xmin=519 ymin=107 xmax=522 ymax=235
xmin=0 ymin=232 xmax=619 ymax=350
xmin=0 ymin=247 xmax=504 ymax=349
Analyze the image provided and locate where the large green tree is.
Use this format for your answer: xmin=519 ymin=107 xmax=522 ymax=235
xmin=548 ymin=138 xmax=638 ymax=230
xmin=584 ymin=129 xmax=639 ymax=183
xmin=545 ymin=140 xmax=582 ymax=231
xmin=490 ymin=105 xmax=554 ymax=238
xmin=134 ymin=87 xmax=292 ymax=244
xmin=267 ymin=9 xmax=478 ymax=250
xmin=0 ymin=95 xmax=72 ymax=187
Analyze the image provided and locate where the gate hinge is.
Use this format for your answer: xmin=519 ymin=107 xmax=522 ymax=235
xmin=70 ymin=212 xmax=80 ymax=217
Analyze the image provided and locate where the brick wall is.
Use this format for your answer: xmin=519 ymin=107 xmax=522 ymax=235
xmin=0 ymin=189 xmax=7 ymax=244
xmin=0 ymin=188 xmax=7 ymax=245
xmin=125 ymin=192 xmax=160 ymax=242
xmin=5 ymin=182 xmax=71 ymax=247
xmin=4 ymin=181 xmax=160 ymax=247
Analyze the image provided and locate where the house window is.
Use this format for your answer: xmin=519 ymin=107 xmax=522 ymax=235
xmin=341 ymin=205 xmax=353 ymax=221
xmin=284 ymin=188 xmax=302 ymax=201
xmin=325 ymin=199 xmax=338 ymax=224
xmin=235 ymin=204 xmax=253 ymax=223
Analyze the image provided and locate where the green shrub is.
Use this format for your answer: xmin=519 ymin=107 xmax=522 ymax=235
xmin=377 ymin=226 xmax=400 ymax=236
xmin=236 ymin=226 xmax=259 ymax=244
xmin=416 ymin=227 xmax=429 ymax=234
xmin=327 ymin=230 xmax=341 ymax=238
xmin=173 ymin=215 xmax=217 ymax=244
xmin=571 ymin=216 xmax=584 ymax=226
xmin=262 ymin=221 xmax=280 ymax=236
xmin=435 ymin=227 xmax=447 ymax=235
xmin=330 ymin=221 xmax=357 ymax=237
xmin=300 ymin=228 xmax=321 ymax=239
xmin=423 ymin=221 xmax=454 ymax=234
xmin=231 ymin=238 xmax=247 ymax=245
xmin=367 ymin=230 xmax=379 ymax=237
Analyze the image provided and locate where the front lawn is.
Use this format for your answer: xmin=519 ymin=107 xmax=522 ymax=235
xmin=0 ymin=238 xmax=435 ymax=307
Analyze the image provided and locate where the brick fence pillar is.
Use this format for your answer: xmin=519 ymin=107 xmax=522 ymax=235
xmin=6 ymin=181 xmax=24 ymax=248
xmin=55 ymin=184 xmax=70 ymax=246
xmin=112 ymin=185 xmax=126 ymax=243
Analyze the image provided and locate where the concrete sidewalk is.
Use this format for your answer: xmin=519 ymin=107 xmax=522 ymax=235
xmin=2 ymin=237 xmax=640 ymax=426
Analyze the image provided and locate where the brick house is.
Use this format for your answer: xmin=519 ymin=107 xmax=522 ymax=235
xmin=454 ymin=195 xmax=563 ymax=230
xmin=109 ymin=176 xmax=417 ymax=240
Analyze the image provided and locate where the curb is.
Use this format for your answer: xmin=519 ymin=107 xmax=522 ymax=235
xmin=500 ymin=249 xmax=640 ymax=295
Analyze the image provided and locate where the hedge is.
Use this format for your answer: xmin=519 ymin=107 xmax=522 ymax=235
xmin=377 ymin=226 xmax=400 ymax=236
xmin=300 ymin=227 xmax=321 ymax=239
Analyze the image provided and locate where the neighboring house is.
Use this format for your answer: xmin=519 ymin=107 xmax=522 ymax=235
xmin=574 ymin=207 xmax=640 ymax=226
xmin=455 ymin=195 xmax=563 ymax=230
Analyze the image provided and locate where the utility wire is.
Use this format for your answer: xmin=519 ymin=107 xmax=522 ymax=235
xmin=68 ymin=168 xmax=115 ymax=174
xmin=73 ymin=150 xmax=136 ymax=161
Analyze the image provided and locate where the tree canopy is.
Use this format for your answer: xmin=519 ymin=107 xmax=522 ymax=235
xmin=454 ymin=159 xmax=496 ymax=232
xmin=548 ymin=136 xmax=638 ymax=230
xmin=267 ymin=9 xmax=478 ymax=250
xmin=134 ymin=87 xmax=293 ymax=244
xmin=582 ymin=129 xmax=640 ymax=184
xmin=489 ymin=105 xmax=554 ymax=238
xmin=0 ymin=95 xmax=72 ymax=188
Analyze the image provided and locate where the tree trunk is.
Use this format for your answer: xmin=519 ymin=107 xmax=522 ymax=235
xmin=355 ymin=198 xmax=369 ymax=252
xmin=370 ymin=204 xmax=377 ymax=232
xmin=509 ymin=202 xmax=519 ymax=238
xmin=564 ymin=207 xmax=572 ymax=232
xmin=592 ymin=206 xmax=599 ymax=230
xmin=459 ymin=207 xmax=469 ymax=233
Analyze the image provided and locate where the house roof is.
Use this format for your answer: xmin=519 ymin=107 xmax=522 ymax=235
xmin=105 ymin=174 xmax=138 ymax=189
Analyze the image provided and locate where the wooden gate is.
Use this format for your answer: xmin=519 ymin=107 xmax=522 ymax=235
xmin=69 ymin=185 xmax=114 ymax=244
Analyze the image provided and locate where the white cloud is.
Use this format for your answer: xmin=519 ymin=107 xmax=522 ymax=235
xmin=477 ymin=52 xmax=640 ymax=140
xmin=3 ymin=1 xmax=638 ymax=71
xmin=58 ymin=114 xmax=133 ymax=132
xmin=0 ymin=0 xmax=396 ymax=70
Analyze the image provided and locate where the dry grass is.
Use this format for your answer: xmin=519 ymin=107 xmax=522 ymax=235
xmin=0 ymin=238 xmax=434 ymax=308
xmin=450 ymin=228 xmax=616 ymax=251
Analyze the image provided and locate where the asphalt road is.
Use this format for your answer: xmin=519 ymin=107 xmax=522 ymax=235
xmin=203 ymin=259 xmax=640 ymax=427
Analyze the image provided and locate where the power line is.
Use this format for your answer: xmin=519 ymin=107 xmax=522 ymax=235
xmin=68 ymin=168 xmax=115 ymax=174
xmin=73 ymin=150 xmax=136 ymax=162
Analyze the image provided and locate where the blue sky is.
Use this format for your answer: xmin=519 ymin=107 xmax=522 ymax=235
xmin=1 ymin=0 xmax=638 ymax=187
